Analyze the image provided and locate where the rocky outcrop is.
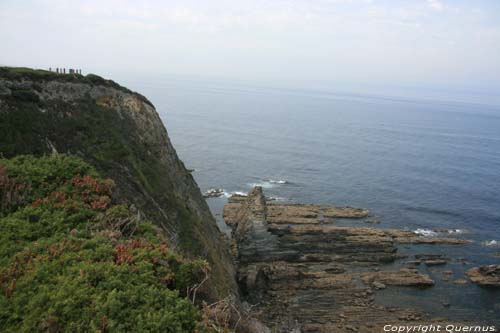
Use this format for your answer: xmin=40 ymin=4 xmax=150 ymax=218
xmin=232 ymin=187 xmax=290 ymax=263
xmin=267 ymin=203 xmax=369 ymax=224
xmin=466 ymin=265 xmax=500 ymax=287
xmin=226 ymin=187 xmax=477 ymax=331
xmin=225 ymin=197 xmax=368 ymax=226
xmin=361 ymin=269 xmax=435 ymax=287
xmin=0 ymin=67 xmax=237 ymax=300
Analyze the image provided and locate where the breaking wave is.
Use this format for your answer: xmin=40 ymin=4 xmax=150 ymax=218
xmin=203 ymin=188 xmax=225 ymax=198
xmin=224 ymin=191 xmax=248 ymax=198
xmin=249 ymin=179 xmax=289 ymax=189
xmin=268 ymin=196 xmax=286 ymax=202
xmin=482 ymin=240 xmax=499 ymax=247
xmin=413 ymin=228 xmax=466 ymax=237
xmin=414 ymin=229 xmax=438 ymax=237
xmin=269 ymin=179 xmax=288 ymax=184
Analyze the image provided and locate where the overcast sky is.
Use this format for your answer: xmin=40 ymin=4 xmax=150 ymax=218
xmin=1 ymin=0 xmax=499 ymax=91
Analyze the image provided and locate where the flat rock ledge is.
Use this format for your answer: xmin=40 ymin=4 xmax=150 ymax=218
xmin=361 ymin=269 xmax=435 ymax=287
xmin=466 ymin=265 xmax=500 ymax=287
xmin=226 ymin=187 xmax=475 ymax=332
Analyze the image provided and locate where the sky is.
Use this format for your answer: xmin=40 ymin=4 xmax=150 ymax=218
xmin=1 ymin=0 xmax=500 ymax=94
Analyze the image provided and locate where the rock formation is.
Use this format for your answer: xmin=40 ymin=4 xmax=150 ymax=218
xmin=226 ymin=187 xmax=484 ymax=332
xmin=466 ymin=265 xmax=500 ymax=287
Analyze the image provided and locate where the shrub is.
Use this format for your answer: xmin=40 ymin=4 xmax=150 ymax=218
xmin=0 ymin=155 xmax=100 ymax=212
xmin=0 ymin=155 xmax=212 ymax=332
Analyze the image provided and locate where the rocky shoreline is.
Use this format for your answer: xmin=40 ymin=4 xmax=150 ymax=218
xmin=223 ymin=187 xmax=500 ymax=332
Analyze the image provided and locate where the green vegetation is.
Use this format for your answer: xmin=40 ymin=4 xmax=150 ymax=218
xmin=0 ymin=67 xmax=53 ymax=76
xmin=0 ymin=155 xmax=212 ymax=332
xmin=0 ymin=67 xmax=237 ymax=302
xmin=0 ymin=67 xmax=135 ymax=96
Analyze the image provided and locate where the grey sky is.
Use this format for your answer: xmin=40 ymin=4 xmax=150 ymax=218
xmin=1 ymin=0 xmax=499 ymax=89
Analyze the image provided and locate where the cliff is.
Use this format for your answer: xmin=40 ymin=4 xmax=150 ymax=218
xmin=0 ymin=67 xmax=237 ymax=300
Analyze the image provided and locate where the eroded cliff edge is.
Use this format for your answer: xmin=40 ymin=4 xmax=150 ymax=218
xmin=0 ymin=67 xmax=237 ymax=300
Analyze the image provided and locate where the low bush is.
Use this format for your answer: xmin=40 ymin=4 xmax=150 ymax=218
xmin=0 ymin=155 xmax=212 ymax=332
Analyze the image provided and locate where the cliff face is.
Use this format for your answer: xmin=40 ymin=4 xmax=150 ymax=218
xmin=0 ymin=67 xmax=237 ymax=299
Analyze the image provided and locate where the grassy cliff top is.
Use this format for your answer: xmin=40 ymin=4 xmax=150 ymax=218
xmin=0 ymin=66 xmax=153 ymax=107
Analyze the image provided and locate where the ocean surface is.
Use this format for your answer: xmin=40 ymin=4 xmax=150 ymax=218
xmin=122 ymin=76 xmax=500 ymax=321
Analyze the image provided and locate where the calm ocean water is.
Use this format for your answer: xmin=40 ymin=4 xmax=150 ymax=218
xmin=121 ymin=76 xmax=500 ymax=322
xmin=127 ymin=78 xmax=500 ymax=243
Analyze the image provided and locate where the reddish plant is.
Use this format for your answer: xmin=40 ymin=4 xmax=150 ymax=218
xmin=31 ymin=175 xmax=113 ymax=211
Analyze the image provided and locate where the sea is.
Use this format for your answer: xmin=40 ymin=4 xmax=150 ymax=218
xmin=121 ymin=75 xmax=500 ymax=323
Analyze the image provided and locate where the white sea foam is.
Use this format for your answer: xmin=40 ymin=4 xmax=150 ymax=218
xmin=224 ymin=191 xmax=248 ymax=198
xmin=413 ymin=228 xmax=466 ymax=237
xmin=269 ymin=179 xmax=288 ymax=184
xmin=268 ymin=196 xmax=286 ymax=201
xmin=447 ymin=229 xmax=466 ymax=234
xmin=483 ymin=240 xmax=498 ymax=247
xmin=414 ymin=229 xmax=438 ymax=237
xmin=248 ymin=182 xmax=275 ymax=189
xmin=249 ymin=179 xmax=289 ymax=189
xmin=203 ymin=188 xmax=225 ymax=198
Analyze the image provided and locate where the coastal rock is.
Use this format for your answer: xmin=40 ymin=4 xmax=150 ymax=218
xmin=232 ymin=187 xmax=284 ymax=263
xmin=466 ymin=265 xmax=500 ymax=287
xmin=225 ymin=187 xmax=472 ymax=330
xmin=413 ymin=254 xmax=449 ymax=266
xmin=225 ymin=195 xmax=370 ymax=228
xmin=361 ymin=269 xmax=435 ymax=287
xmin=385 ymin=229 xmax=470 ymax=245
xmin=267 ymin=203 xmax=369 ymax=224
xmin=223 ymin=195 xmax=250 ymax=226
xmin=425 ymin=260 xmax=447 ymax=266
xmin=372 ymin=281 xmax=387 ymax=290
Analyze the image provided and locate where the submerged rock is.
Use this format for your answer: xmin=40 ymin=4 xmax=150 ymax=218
xmin=425 ymin=260 xmax=447 ymax=266
xmin=454 ymin=279 xmax=469 ymax=285
xmin=442 ymin=271 xmax=453 ymax=281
